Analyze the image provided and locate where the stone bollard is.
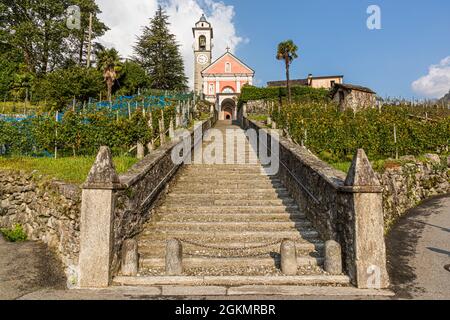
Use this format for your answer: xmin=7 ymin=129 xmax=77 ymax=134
xmin=210 ymin=104 xmax=214 ymax=114
xmin=79 ymin=146 xmax=124 ymax=288
xmin=280 ymin=239 xmax=297 ymax=275
xmin=267 ymin=116 xmax=272 ymax=126
xmin=136 ymin=142 xmax=145 ymax=160
xmin=166 ymin=239 xmax=183 ymax=276
xmin=272 ymin=121 xmax=277 ymax=130
xmin=324 ymin=240 xmax=342 ymax=275
xmin=121 ymin=239 xmax=139 ymax=276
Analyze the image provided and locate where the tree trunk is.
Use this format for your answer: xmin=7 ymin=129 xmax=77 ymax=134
xmin=285 ymin=57 xmax=291 ymax=104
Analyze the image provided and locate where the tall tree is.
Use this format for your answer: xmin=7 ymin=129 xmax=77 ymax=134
xmin=67 ymin=0 xmax=108 ymax=66
xmin=97 ymin=48 xmax=122 ymax=102
xmin=134 ymin=6 xmax=187 ymax=91
xmin=0 ymin=0 xmax=108 ymax=74
xmin=276 ymin=40 xmax=299 ymax=104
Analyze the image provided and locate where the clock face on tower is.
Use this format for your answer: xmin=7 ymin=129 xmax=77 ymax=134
xmin=197 ymin=54 xmax=209 ymax=65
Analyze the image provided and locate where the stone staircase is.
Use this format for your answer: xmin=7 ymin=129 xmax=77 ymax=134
xmin=114 ymin=121 xmax=350 ymax=287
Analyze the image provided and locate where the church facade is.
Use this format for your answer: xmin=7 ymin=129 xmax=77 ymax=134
xmin=193 ymin=15 xmax=254 ymax=120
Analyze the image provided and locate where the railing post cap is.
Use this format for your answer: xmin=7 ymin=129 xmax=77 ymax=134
xmin=83 ymin=146 xmax=124 ymax=190
xmin=345 ymin=149 xmax=380 ymax=187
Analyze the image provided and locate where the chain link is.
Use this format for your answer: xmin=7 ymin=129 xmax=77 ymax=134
xmin=175 ymin=238 xmax=283 ymax=251
xmin=184 ymin=252 xmax=277 ymax=259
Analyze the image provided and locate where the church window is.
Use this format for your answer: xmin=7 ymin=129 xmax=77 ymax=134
xmin=199 ymin=36 xmax=206 ymax=51
xmin=225 ymin=62 xmax=232 ymax=73
xmin=209 ymin=83 xmax=215 ymax=95
xmin=222 ymin=87 xmax=235 ymax=94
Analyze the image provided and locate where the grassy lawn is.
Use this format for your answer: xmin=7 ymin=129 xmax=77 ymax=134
xmin=330 ymin=162 xmax=352 ymax=173
xmin=0 ymin=156 xmax=139 ymax=184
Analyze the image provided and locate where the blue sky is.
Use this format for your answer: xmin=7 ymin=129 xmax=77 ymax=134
xmin=222 ymin=0 xmax=450 ymax=99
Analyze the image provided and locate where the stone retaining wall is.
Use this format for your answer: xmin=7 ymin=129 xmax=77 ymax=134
xmin=378 ymin=157 xmax=450 ymax=229
xmin=0 ymin=172 xmax=81 ymax=282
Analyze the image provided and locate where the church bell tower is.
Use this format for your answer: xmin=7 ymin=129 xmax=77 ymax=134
xmin=193 ymin=14 xmax=213 ymax=95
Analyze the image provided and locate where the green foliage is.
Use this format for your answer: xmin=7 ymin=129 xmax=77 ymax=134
xmin=39 ymin=67 xmax=104 ymax=111
xmin=0 ymin=0 xmax=107 ymax=74
xmin=97 ymin=48 xmax=122 ymax=101
xmin=270 ymin=102 xmax=450 ymax=162
xmin=134 ymin=6 xmax=188 ymax=91
xmin=239 ymin=85 xmax=329 ymax=107
xmin=1 ymin=224 xmax=27 ymax=242
xmin=0 ymin=105 xmax=177 ymax=157
xmin=116 ymin=61 xmax=151 ymax=96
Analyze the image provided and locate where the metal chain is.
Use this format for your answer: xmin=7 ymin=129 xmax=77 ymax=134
xmin=175 ymin=238 xmax=283 ymax=251
xmin=184 ymin=252 xmax=276 ymax=259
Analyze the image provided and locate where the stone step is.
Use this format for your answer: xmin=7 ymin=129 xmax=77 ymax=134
xmin=173 ymin=182 xmax=285 ymax=189
xmin=167 ymin=187 xmax=289 ymax=195
xmin=156 ymin=213 xmax=306 ymax=222
xmin=184 ymin=166 xmax=263 ymax=172
xmin=177 ymin=175 xmax=278 ymax=182
xmin=157 ymin=205 xmax=300 ymax=214
xmin=140 ymin=229 xmax=320 ymax=241
xmin=165 ymin=193 xmax=291 ymax=201
xmin=113 ymin=275 xmax=351 ymax=287
xmin=162 ymin=199 xmax=296 ymax=206
xmin=139 ymin=256 xmax=323 ymax=269
xmin=151 ymin=221 xmax=313 ymax=231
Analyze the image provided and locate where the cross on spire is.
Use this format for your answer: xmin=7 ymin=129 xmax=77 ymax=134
xmin=226 ymin=46 xmax=230 ymax=52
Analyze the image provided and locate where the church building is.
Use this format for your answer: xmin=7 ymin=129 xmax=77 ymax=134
xmin=193 ymin=15 xmax=254 ymax=120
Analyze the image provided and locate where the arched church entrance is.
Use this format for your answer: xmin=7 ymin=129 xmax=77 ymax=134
xmin=221 ymin=98 xmax=236 ymax=121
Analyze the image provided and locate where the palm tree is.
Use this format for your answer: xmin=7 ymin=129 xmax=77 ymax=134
xmin=276 ymin=40 xmax=299 ymax=104
xmin=97 ymin=48 xmax=122 ymax=102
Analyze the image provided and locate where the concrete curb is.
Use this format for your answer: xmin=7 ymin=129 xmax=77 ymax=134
xmin=19 ymin=285 xmax=395 ymax=300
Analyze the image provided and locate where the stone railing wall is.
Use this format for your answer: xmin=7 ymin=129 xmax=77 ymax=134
xmin=0 ymin=172 xmax=81 ymax=283
xmin=79 ymin=115 xmax=217 ymax=287
xmin=241 ymin=117 xmax=389 ymax=289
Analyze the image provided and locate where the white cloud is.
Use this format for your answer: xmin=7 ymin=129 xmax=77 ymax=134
xmin=96 ymin=0 xmax=246 ymax=89
xmin=412 ymin=56 xmax=450 ymax=98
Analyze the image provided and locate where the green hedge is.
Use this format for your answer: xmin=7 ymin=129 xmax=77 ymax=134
xmin=271 ymin=103 xmax=450 ymax=162
xmin=238 ymin=85 xmax=329 ymax=107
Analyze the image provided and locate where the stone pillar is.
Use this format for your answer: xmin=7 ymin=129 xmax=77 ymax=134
xmin=280 ymin=239 xmax=297 ymax=275
xmin=79 ymin=146 xmax=124 ymax=288
xmin=324 ymin=240 xmax=342 ymax=275
xmin=340 ymin=149 xmax=389 ymax=289
xmin=121 ymin=239 xmax=138 ymax=276
xmin=166 ymin=239 xmax=183 ymax=276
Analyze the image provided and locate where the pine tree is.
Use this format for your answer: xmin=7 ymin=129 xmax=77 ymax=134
xmin=134 ymin=6 xmax=188 ymax=91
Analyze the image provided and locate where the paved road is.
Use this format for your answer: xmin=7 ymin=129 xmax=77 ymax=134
xmin=0 ymin=235 xmax=66 ymax=300
xmin=386 ymin=194 xmax=450 ymax=299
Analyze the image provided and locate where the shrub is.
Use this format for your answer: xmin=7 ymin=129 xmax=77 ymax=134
xmin=1 ymin=224 xmax=27 ymax=242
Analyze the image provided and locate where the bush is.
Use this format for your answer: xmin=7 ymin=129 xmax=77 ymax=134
xmin=1 ymin=224 xmax=27 ymax=242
